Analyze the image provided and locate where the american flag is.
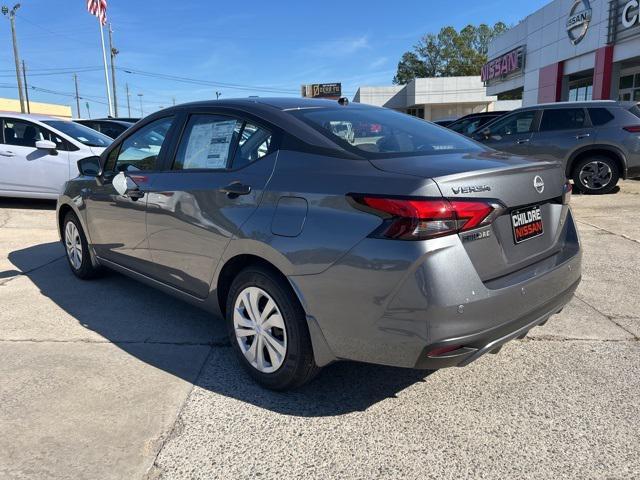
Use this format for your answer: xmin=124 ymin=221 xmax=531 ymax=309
xmin=87 ymin=0 xmax=107 ymax=26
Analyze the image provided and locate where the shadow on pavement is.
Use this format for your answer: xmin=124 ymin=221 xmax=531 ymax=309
xmin=0 ymin=198 xmax=56 ymax=210
xmin=9 ymin=242 xmax=432 ymax=417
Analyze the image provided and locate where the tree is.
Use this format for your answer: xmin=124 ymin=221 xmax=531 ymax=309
xmin=392 ymin=22 xmax=508 ymax=84
xmin=393 ymin=52 xmax=427 ymax=85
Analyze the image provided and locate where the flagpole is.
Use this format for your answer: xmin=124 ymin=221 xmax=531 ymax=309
xmin=98 ymin=17 xmax=113 ymax=117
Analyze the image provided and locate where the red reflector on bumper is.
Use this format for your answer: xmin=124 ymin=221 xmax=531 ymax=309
xmin=427 ymin=345 xmax=463 ymax=357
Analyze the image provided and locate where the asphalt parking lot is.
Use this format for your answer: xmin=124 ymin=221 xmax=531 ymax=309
xmin=1 ymin=182 xmax=639 ymax=480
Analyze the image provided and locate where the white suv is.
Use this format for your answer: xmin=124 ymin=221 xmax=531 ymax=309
xmin=0 ymin=113 xmax=112 ymax=199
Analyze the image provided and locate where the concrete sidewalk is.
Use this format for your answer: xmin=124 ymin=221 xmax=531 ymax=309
xmin=0 ymin=182 xmax=638 ymax=479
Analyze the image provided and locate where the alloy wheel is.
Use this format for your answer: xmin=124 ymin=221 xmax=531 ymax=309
xmin=578 ymin=161 xmax=612 ymax=190
xmin=233 ymin=286 xmax=287 ymax=373
xmin=64 ymin=221 xmax=83 ymax=270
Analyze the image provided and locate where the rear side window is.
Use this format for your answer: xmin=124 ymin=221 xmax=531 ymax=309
xmin=629 ymin=105 xmax=640 ymax=119
xmin=232 ymin=123 xmax=273 ymax=169
xmin=539 ymin=108 xmax=586 ymax=131
xmin=588 ymin=108 xmax=615 ymax=126
xmin=289 ymin=107 xmax=482 ymax=158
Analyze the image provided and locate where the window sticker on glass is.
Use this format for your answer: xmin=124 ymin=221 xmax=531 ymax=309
xmin=183 ymin=120 xmax=236 ymax=169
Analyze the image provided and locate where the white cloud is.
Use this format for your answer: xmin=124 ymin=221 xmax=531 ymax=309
xmin=299 ymin=35 xmax=370 ymax=57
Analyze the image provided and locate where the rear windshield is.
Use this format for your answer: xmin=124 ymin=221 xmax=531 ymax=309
xmin=629 ymin=104 xmax=640 ymax=119
xmin=289 ymin=106 xmax=484 ymax=158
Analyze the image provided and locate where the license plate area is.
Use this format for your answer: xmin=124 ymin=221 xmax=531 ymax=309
xmin=511 ymin=205 xmax=543 ymax=244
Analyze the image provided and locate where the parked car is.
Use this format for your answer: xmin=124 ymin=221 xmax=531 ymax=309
xmin=57 ymin=98 xmax=581 ymax=390
xmin=75 ymin=118 xmax=134 ymax=139
xmin=447 ymin=111 xmax=508 ymax=136
xmin=432 ymin=119 xmax=455 ymax=127
xmin=473 ymin=101 xmax=640 ymax=194
xmin=0 ymin=113 xmax=112 ymax=199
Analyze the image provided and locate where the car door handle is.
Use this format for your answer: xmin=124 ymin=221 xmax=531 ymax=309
xmin=516 ymin=138 xmax=530 ymax=144
xmin=220 ymin=182 xmax=251 ymax=198
xmin=0 ymin=150 xmax=15 ymax=157
xmin=575 ymin=133 xmax=591 ymax=140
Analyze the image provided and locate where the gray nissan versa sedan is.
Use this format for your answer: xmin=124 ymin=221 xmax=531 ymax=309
xmin=56 ymin=98 xmax=581 ymax=390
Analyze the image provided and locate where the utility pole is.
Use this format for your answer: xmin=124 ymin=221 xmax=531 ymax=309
xmin=137 ymin=93 xmax=143 ymax=117
xmin=215 ymin=91 xmax=221 ymax=100
xmin=86 ymin=102 xmax=91 ymax=119
xmin=21 ymin=59 xmax=29 ymax=113
xmin=73 ymin=74 xmax=81 ymax=118
xmin=108 ymin=23 xmax=119 ymax=117
xmin=2 ymin=4 xmax=25 ymax=112
xmin=125 ymin=82 xmax=131 ymax=117
xmin=172 ymin=97 xmax=176 ymax=106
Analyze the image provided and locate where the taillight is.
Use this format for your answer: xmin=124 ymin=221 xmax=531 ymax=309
xmin=623 ymin=125 xmax=640 ymax=133
xmin=349 ymin=195 xmax=499 ymax=240
xmin=562 ymin=181 xmax=572 ymax=205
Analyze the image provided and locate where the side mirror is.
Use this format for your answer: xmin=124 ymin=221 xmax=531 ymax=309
xmin=77 ymin=156 xmax=101 ymax=177
xmin=35 ymin=139 xmax=57 ymax=151
xmin=112 ymin=171 xmax=144 ymax=200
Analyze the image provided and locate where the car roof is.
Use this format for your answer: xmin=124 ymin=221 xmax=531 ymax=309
xmin=75 ymin=118 xmax=133 ymax=126
xmin=177 ymin=97 xmax=370 ymax=111
xmin=519 ymin=100 xmax=636 ymax=111
xmin=0 ymin=111 xmax=70 ymax=122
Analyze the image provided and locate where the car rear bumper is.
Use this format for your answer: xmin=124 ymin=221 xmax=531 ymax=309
xmin=290 ymin=207 xmax=582 ymax=369
xmin=413 ymin=276 xmax=579 ymax=369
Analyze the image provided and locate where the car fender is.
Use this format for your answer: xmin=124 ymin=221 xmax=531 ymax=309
xmin=565 ymin=143 xmax=627 ymax=178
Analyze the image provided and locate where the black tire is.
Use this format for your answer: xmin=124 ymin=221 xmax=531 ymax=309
xmin=571 ymin=155 xmax=620 ymax=195
xmin=226 ymin=265 xmax=320 ymax=390
xmin=62 ymin=211 xmax=101 ymax=279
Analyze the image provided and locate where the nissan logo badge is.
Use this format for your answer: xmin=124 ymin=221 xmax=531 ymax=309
xmin=533 ymin=175 xmax=545 ymax=194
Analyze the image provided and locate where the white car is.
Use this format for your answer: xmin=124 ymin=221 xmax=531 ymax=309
xmin=0 ymin=113 xmax=112 ymax=199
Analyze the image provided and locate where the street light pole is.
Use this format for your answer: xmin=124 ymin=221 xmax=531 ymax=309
xmin=125 ymin=83 xmax=131 ymax=117
xmin=108 ymin=23 xmax=119 ymax=117
xmin=73 ymin=74 xmax=81 ymax=118
xmin=21 ymin=59 xmax=29 ymax=113
xmin=2 ymin=4 xmax=25 ymax=113
xmin=215 ymin=91 xmax=221 ymax=100
xmin=137 ymin=93 xmax=143 ymax=117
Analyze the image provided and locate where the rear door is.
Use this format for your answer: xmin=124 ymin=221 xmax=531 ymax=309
xmin=0 ymin=118 xmax=70 ymax=196
xmin=145 ymin=111 xmax=278 ymax=298
xmin=527 ymin=107 xmax=595 ymax=162
xmin=475 ymin=109 xmax=538 ymax=156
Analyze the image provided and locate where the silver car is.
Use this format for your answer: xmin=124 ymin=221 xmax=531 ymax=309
xmin=57 ymin=98 xmax=581 ymax=390
xmin=473 ymin=101 xmax=640 ymax=194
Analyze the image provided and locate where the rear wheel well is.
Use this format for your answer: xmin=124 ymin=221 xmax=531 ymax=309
xmin=568 ymin=148 xmax=624 ymax=178
xmin=58 ymin=204 xmax=74 ymax=237
xmin=217 ymin=255 xmax=297 ymax=317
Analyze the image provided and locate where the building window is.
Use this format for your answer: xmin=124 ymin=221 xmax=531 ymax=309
xmin=406 ymin=108 xmax=424 ymax=119
xmin=568 ymin=84 xmax=592 ymax=102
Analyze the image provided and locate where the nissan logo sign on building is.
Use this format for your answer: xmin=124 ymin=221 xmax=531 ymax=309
xmin=566 ymin=0 xmax=592 ymax=44
xmin=484 ymin=0 xmax=640 ymax=106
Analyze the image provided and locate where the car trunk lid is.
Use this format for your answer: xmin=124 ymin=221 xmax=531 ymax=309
xmin=369 ymin=151 xmax=568 ymax=282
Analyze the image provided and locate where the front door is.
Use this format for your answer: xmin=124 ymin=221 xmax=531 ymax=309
xmin=84 ymin=116 xmax=177 ymax=275
xmin=474 ymin=109 xmax=538 ymax=156
xmin=146 ymin=113 xmax=277 ymax=298
xmin=0 ymin=118 xmax=70 ymax=197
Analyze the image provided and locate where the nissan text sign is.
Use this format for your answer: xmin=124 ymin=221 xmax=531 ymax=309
xmin=481 ymin=47 xmax=525 ymax=83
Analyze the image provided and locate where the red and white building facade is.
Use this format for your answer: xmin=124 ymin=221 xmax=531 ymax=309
xmin=484 ymin=0 xmax=640 ymax=105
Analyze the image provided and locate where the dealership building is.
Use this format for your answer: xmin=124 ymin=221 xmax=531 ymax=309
xmin=484 ymin=0 xmax=640 ymax=105
xmin=353 ymin=77 xmax=521 ymax=121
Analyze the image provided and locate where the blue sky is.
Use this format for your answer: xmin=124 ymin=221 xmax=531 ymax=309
xmin=0 ymin=0 xmax=549 ymax=118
